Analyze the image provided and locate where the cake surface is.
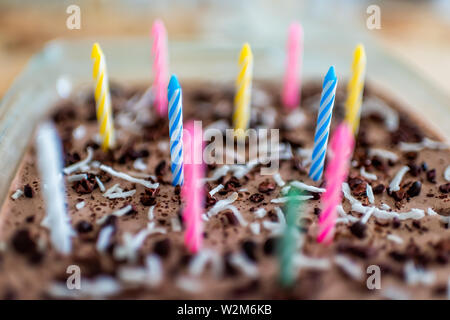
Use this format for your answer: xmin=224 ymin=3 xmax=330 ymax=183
xmin=0 ymin=81 xmax=449 ymax=300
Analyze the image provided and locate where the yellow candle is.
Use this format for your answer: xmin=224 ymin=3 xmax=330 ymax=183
xmin=91 ymin=43 xmax=115 ymax=151
xmin=233 ymin=43 xmax=253 ymax=138
xmin=345 ymin=44 xmax=366 ymax=134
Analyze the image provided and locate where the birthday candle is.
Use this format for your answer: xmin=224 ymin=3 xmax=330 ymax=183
xmin=233 ymin=43 xmax=253 ymax=138
xmin=36 ymin=123 xmax=74 ymax=255
xmin=182 ymin=121 xmax=204 ymax=253
xmin=345 ymin=44 xmax=366 ymax=134
xmin=279 ymin=187 xmax=305 ymax=287
xmin=91 ymin=43 xmax=115 ymax=151
xmin=168 ymin=74 xmax=184 ymax=186
xmin=152 ymin=19 xmax=169 ymax=116
xmin=282 ymin=22 xmax=303 ymax=111
xmin=317 ymin=123 xmax=354 ymax=244
xmin=309 ymin=66 xmax=338 ymax=181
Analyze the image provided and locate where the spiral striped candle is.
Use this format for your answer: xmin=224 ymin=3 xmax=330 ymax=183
xmin=168 ymin=74 xmax=184 ymax=186
xmin=282 ymin=22 xmax=303 ymax=111
xmin=91 ymin=43 xmax=115 ymax=151
xmin=182 ymin=121 xmax=204 ymax=253
xmin=345 ymin=44 xmax=366 ymax=134
xmin=36 ymin=123 xmax=74 ymax=254
xmin=152 ymin=20 xmax=169 ymax=116
xmin=233 ymin=43 xmax=253 ymax=139
xmin=309 ymin=66 xmax=338 ymax=181
xmin=317 ymin=123 xmax=354 ymax=244
xmin=278 ymin=187 xmax=305 ymax=287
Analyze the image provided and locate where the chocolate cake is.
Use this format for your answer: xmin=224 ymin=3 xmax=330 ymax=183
xmin=0 ymin=81 xmax=448 ymax=300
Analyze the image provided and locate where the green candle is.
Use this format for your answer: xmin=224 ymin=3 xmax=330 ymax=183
xmin=278 ymin=187 xmax=305 ymax=287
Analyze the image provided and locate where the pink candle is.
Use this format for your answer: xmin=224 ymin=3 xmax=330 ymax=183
xmin=151 ymin=20 xmax=169 ymax=116
xmin=282 ymin=22 xmax=303 ymax=111
xmin=181 ymin=121 xmax=204 ymax=253
xmin=317 ymin=123 xmax=354 ymax=244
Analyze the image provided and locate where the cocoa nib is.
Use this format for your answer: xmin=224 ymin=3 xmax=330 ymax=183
xmin=155 ymin=160 xmax=167 ymax=177
xmin=426 ymin=169 xmax=436 ymax=183
xmin=76 ymin=220 xmax=93 ymax=233
xmin=336 ymin=242 xmax=377 ymax=259
xmin=258 ymin=180 xmax=276 ymax=194
xmin=406 ymin=181 xmax=422 ymax=197
xmin=224 ymin=177 xmax=241 ymax=191
xmin=439 ymin=183 xmax=450 ymax=194
xmin=23 ymin=184 xmax=33 ymax=198
xmin=64 ymin=152 xmax=81 ymax=166
xmin=249 ymin=193 xmax=264 ymax=203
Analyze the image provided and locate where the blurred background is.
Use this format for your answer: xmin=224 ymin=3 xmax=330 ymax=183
xmin=0 ymin=0 xmax=450 ymax=98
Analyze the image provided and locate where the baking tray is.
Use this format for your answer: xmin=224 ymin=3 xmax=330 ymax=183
xmin=0 ymin=34 xmax=449 ymax=208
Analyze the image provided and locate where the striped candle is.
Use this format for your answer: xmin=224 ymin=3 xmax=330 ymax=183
xmin=182 ymin=121 xmax=205 ymax=253
xmin=233 ymin=43 xmax=253 ymax=139
xmin=168 ymin=74 xmax=184 ymax=186
xmin=91 ymin=43 xmax=115 ymax=151
xmin=309 ymin=66 xmax=338 ymax=181
xmin=345 ymin=44 xmax=366 ymax=134
xmin=151 ymin=19 xmax=169 ymax=116
xmin=317 ymin=123 xmax=354 ymax=244
xmin=36 ymin=122 xmax=74 ymax=255
xmin=282 ymin=22 xmax=303 ymax=111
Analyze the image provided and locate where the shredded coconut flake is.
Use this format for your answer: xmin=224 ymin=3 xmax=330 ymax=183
xmin=148 ymin=205 xmax=155 ymax=220
xmin=48 ymin=276 xmax=121 ymax=299
xmin=399 ymin=137 xmax=448 ymax=152
xmin=335 ymin=255 xmax=363 ymax=281
xmin=207 ymin=192 xmax=238 ymax=217
xmin=368 ymin=148 xmax=398 ymax=162
xmin=366 ymin=184 xmax=375 ymax=204
xmin=100 ymin=164 xmax=159 ymax=189
xmin=11 ymin=189 xmax=23 ymax=200
xmin=360 ymin=167 xmax=377 ymax=181
xmin=271 ymin=195 xmax=313 ymax=203
xmin=133 ymin=158 xmax=147 ymax=171
xmin=188 ymin=249 xmax=223 ymax=278
xmin=387 ymin=234 xmax=403 ymax=244
xmin=360 ymin=207 xmax=375 ymax=224
xmin=203 ymin=165 xmax=230 ymax=182
xmin=293 ymin=254 xmax=330 ymax=271
xmin=229 ymin=253 xmax=259 ymax=278
xmin=273 ymin=172 xmax=285 ymax=187
xmin=382 ymin=286 xmax=410 ymax=300
xmin=67 ymin=173 xmax=88 ymax=182
xmin=283 ymin=109 xmax=306 ymax=129
xmin=63 ymin=147 xmax=93 ymax=175
xmin=72 ymin=125 xmax=86 ymax=140
xmin=146 ymin=254 xmax=163 ymax=287
xmin=95 ymin=176 xmax=105 ymax=192
xmin=209 ymin=184 xmax=224 ymax=196
xmin=389 ymin=165 xmax=410 ymax=192
xmin=176 ymin=276 xmax=202 ymax=293
xmin=249 ymin=222 xmax=260 ymax=235
xmin=427 ymin=208 xmax=438 ymax=216
xmin=171 ymin=217 xmax=182 ymax=232
xmin=75 ymin=201 xmax=85 ymax=210
xmin=105 ymin=189 xmax=136 ymax=199
xmin=404 ymin=261 xmax=435 ymax=286
xmin=254 ymin=208 xmax=267 ymax=218
xmin=96 ymin=225 xmax=115 ymax=253
xmin=290 ymin=180 xmax=326 ymax=193
xmin=444 ymin=166 xmax=450 ymax=182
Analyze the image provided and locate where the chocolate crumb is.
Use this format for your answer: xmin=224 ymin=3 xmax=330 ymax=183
xmin=242 ymin=240 xmax=257 ymax=262
xmin=249 ymin=193 xmax=264 ymax=203
xmin=11 ymin=229 xmax=36 ymax=255
xmin=263 ymin=238 xmax=276 ymax=255
xmin=76 ymin=220 xmax=93 ymax=233
xmin=224 ymin=211 xmax=238 ymax=226
xmin=439 ymin=183 xmax=450 ymax=194
xmin=153 ymin=239 xmax=171 ymax=258
xmin=23 ymin=184 xmax=33 ymax=198
xmin=258 ymin=180 xmax=276 ymax=194
xmin=155 ymin=160 xmax=167 ymax=177
xmin=349 ymin=221 xmax=367 ymax=239
xmin=372 ymin=184 xmax=385 ymax=194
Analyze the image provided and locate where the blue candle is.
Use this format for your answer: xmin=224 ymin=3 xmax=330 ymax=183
xmin=309 ymin=66 xmax=338 ymax=181
xmin=168 ymin=74 xmax=184 ymax=186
